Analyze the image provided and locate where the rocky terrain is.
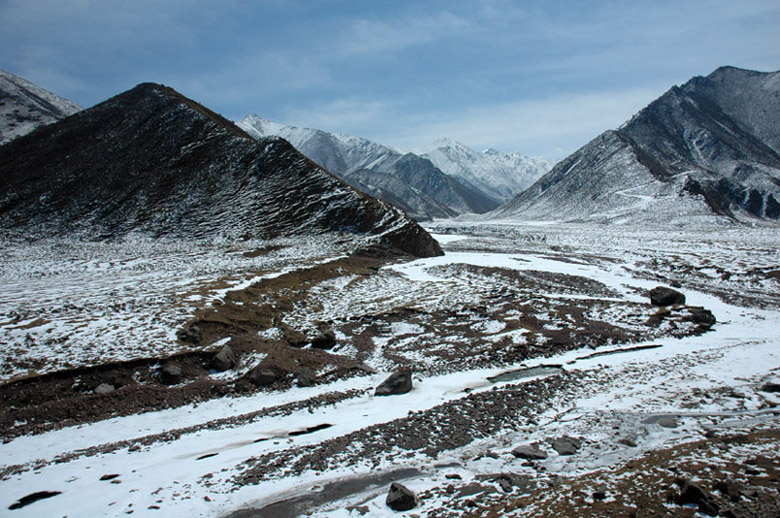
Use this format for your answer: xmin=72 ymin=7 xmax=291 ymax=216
xmin=495 ymin=66 xmax=780 ymax=224
xmin=0 ymin=69 xmax=81 ymax=144
xmin=1 ymin=221 xmax=778 ymax=517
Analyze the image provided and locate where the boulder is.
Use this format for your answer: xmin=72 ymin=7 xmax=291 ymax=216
xmin=511 ymin=444 xmax=548 ymax=460
xmin=296 ymin=367 xmax=316 ymax=387
xmin=649 ymin=286 xmax=686 ymax=306
xmin=673 ymin=480 xmax=719 ymax=517
xmin=760 ymin=382 xmax=780 ymax=393
xmin=212 ymin=344 xmax=236 ymax=371
xmin=176 ymin=324 xmax=202 ymax=344
xmin=94 ymin=383 xmax=115 ymax=394
xmin=386 ymin=482 xmax=417 ymax=511
xmin=683 ymin=307 xmax=716 ymax=328
xmin=375 ymin=368 xmax=413 ymax=396
xmin=310 ymin=329 xmax=337 ymax=349
xmin=658 ymin=417 xmax=679 ymax=429
xmin=248 ymin=367 xmax=278 ymax=386
xmin=159 ymin=364 xmax=182 ymax=385
xmin=551 ymin=436 xmax=581 ymax=456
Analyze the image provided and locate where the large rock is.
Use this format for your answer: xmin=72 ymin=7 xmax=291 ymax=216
xmin=386 ymin=482 xmax=417 ymax=511
xmin=649 ymin=286 xmax=686 ymax=306
xmin=682 ymin=306 xmax=716 ymax=329
xmin=551 ymin=436 xmax=582 ymax=456
xmin=375 ymin=368 xmax=413 ymax=396
xmin=310 ymin=330 xmax=337 ymax=350
xmin=672 ymin=480 xmax=720 ymax=516
xmin=159 ymin=364 xmax=183 ymax=385
xmin=212 ymin=344 xmax=236 ymax=371
xmin=511 ymin=444 xmax=548 ymax=460
xmin=248 ymin=367 xmax=278 ymax=386
xmin=94 ymin=383 xmax=115 ymax=394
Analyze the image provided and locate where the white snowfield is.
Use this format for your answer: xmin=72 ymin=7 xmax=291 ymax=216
xmin=1 ymin=222 xmax=779 ymax=517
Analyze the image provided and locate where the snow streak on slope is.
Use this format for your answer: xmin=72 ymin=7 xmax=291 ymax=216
xmin=237 ymin=115 xmax=500 ymax=219
xmin=496 ymin=66 xmax=780 ymax=224
xmin=0 ymin=69 xmax=81 ymax=144
xmin=423 ymin=138 xmax=552 ymax=203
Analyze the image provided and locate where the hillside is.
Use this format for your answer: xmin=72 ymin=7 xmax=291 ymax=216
xmin=0 ymin=69 xmax=81 ymax=145
xmin=0 ymin=83 xmax=441 ymax=257
xmin=495 ymin=66 xmax=780 ymax=224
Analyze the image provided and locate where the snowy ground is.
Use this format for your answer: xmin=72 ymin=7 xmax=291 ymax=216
xmin=1 ymin=222 xmax=779 ymax=517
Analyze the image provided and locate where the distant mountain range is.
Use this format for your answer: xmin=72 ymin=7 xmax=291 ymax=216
xmin=494 ymin=66 xmax=780 ymax=224
xmin=0 ymin=83 xmax=441 ymax=257
xmin=237 ymin=116 xmax=550 ymax=220
xmin=0 ymin=69 xmax=82 ymax=145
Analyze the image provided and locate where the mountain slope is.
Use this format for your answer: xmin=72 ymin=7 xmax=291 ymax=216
xmin=495 ymin=66 xmax=780 ymax=224
xmin=237 ymin=115 xmax=498 ymax=220
xmin=0 ymin=69 xmax=82 ymax=144
xmin=422 ymin=138 xmax=552 ymax=203
xmin=0 ymin=83 xmax=441 ymax=257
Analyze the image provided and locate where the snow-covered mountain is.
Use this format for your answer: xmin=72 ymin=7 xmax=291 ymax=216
xmin=238 ymin=115 xmax=499 ymax=220
xmin=494 ymin=66 xmax=780 ymax=225
xmin=0 ymin=69 xmax=82 ymax=145
xmin=422 ymin=138 xmax=552 ymax=203
xmin=0 ymin=83 xmax=441 ymax=257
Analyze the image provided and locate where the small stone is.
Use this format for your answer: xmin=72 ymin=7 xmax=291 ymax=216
xmin=618 ymin=437 xmax=637 ymax=447
xmin=95 ymin=383 xmax=115 ymax=394
xmin=386 ymin=482 xmax=416 ymax=511
xmin=100 ymin=473 xmax=120 ymax=481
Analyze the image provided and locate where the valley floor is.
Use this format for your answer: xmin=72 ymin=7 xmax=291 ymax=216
xmin=1 ymin=221 xmax=779 ymax=517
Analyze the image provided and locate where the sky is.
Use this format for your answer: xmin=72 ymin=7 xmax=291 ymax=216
xmin=1 ymin=0 xmax=779 ymax=160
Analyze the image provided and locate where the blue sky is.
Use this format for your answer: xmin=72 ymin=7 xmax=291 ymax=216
xmin=2 ymin=0 xmax=779 ymax=159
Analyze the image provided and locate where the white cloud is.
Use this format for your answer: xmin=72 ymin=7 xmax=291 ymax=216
xmin=335 ymin=11 xmax=469 ymax=56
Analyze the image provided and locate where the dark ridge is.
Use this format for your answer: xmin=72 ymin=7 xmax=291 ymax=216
xmin=0 ymin=82 xmax=442 ymax=256
xmin=288 ymin=423 xmax=333 ymax=437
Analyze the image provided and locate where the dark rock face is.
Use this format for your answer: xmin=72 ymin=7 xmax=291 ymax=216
xmin=212 ymin=344 xmax=236 ymax=371
xmin=511 ymin=444 xmax=548 ymax=460
xmin=649 ymin=286 xmax=686 ymax=306
xmin=310 ymin=330 xmax=337 ymax=350
xmin=496 ymin=66 xmax=780 ymax=224
xmin=375 ymin=368 xmax=413 ymax=396
xmin=247 ymin=367 xmax=278 ymax=386
xmin=386 ymin=482 xmax=417 ymax=511
xmin=551 ymin=436 xmax=582 ymax=456
xmin=672 ymin=480 xmax=720 ymax=517
xmin=0 ymin=83 xmax=442 ymax=258
xmin=159 ymin=364 xmax=183 ymax=385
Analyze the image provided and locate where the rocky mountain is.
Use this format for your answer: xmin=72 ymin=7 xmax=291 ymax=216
xmin=237 ymin=115 xmax=499 ymax=220
xmin=422 ymin=138 xmax=552 ymax=203
xmin=494 ymin=66 xmax=780 ymax=224
xmin=0 ymin=83 xmax=442 ymax=257
xmin=0 ymin=69 xmax=82 ymax=145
